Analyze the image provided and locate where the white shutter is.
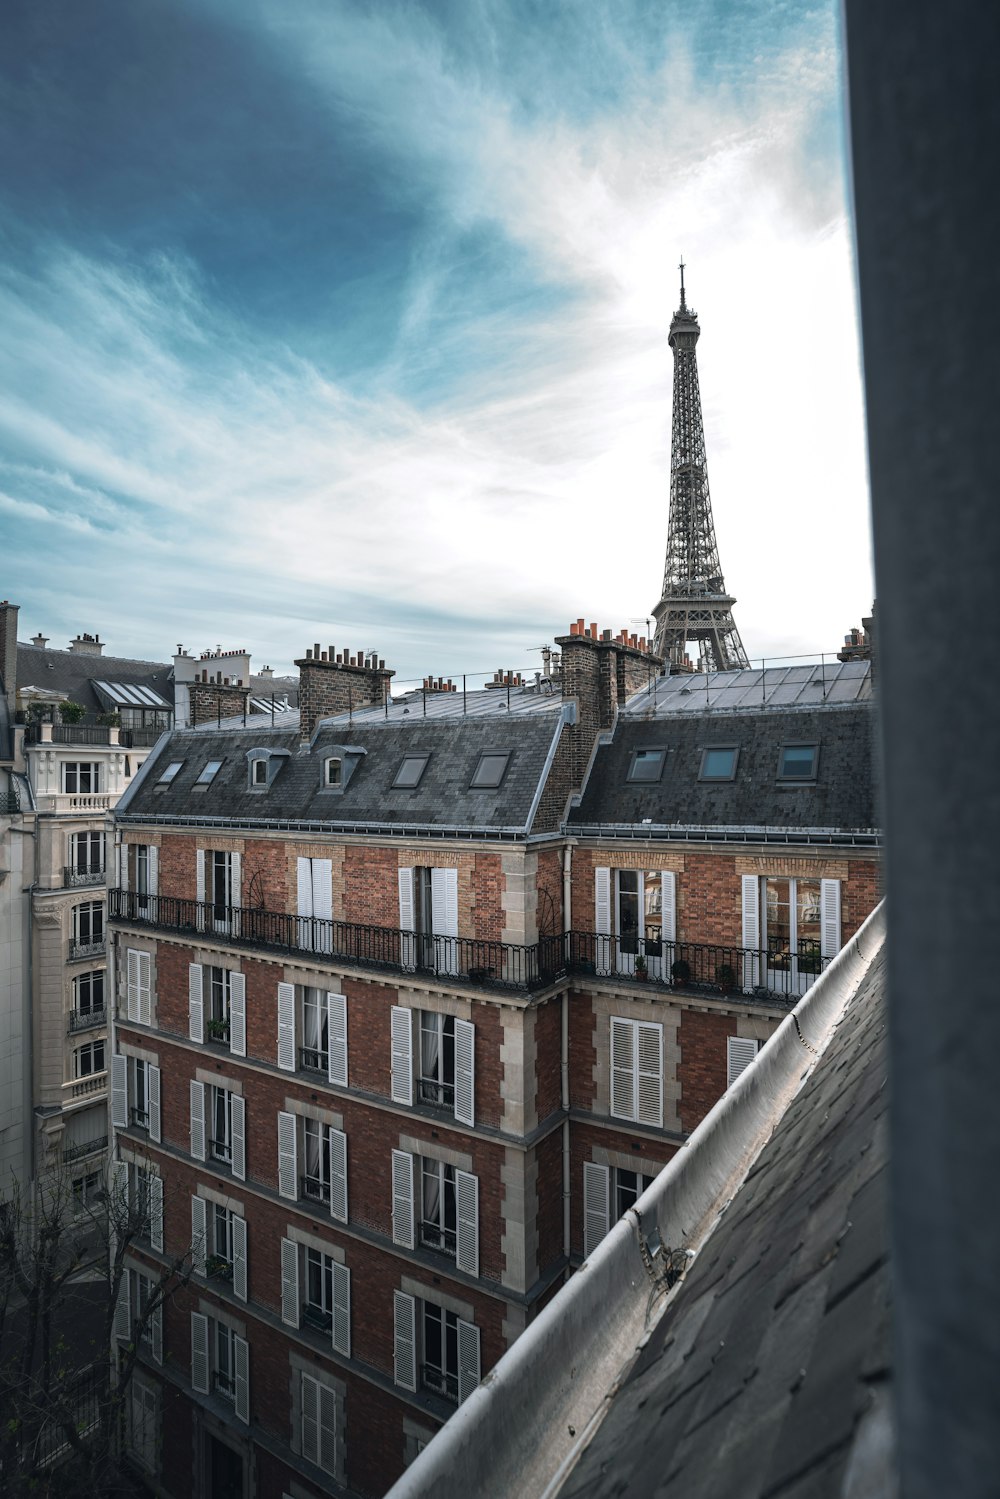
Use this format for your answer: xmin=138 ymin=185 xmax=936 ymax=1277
xmin=727 ymin=1036 xmax=759 ymax=1088
xmin=138 ymin=951 xmax=151 ymax=1026
xmin=190 ymin=1312 xmax=209 ymax=1394
xmin=195 ymin=849 xmax=205 ymax=931
xmin=119 ymin=843 xmax=129 ymax=893
xmin=610 ymin=1016 xmax=635 ymax=1121
xmin=191 ymin=1195 xmax=207 ymax=1276
xmin=390 ymin=1006 xmax=413 ymax=1105
xmin=233 ymin=1334 xmax=249 ymax=1424
xmin=431 ymin=866 xmax=459 ymax=975
xmin=109 ymin=1159 xmax=127 ymax=1265
xmin=188 ymin=963 xmax=204 ymax=1043
xmin=455 ymin=1170 xmax=479 ymax=1277
xmin=231 ymin=1095 xmax=246 ymax=1181
xmin=114 ymin=1266 xmax=131 ymax=1341
xmin=312 ymin=858 xmax=333 ymax=954
xmin=148 ymin=1065 xmax=161 ymax=1142
xmin=329 ymin=1128 xmax=348 ymax=1223
xmin=231 ymin=851 xmax=242 ymax=911
xmin=229 ymin=973 xmax=246 ymax=1057
xmin=391 ymin=1149 xmax=414 ymax=1249
xmin=190 ymin=1080 xmax=206 ymax=1162
xmin=820 ymin=879 xmax=842 ymax=960
xmin=277 ymin=1111 xmax=298 ymax=1200
xmin=453 ymin=1018 xmax=475 ymax=1127
xmin=661 ymin=871 xmax=677 ymax=945
xmin=327 ymin=991 xmax=347 ymax=1087
xmin=149 ymin=1175 xmax=163 ymax=1253
xmin=332 ymin=1262 xmax=351 ymax=1359
xmin=127 ymin=948 xmax=140 ymax=1022
xmin=147 ymin=845 xmax=158 ymax=897
xmin=301 ymin=1371 xmax=320 ymax=1464
xmin=742 ymin=874 xmax=761 ymax=990
xmin=398 ymin=868 xmax=416 ymax=969
xmin=457 ymin=1318 xmax=481 ymax=1404
xmin=280 ymin=1237 xmax=300 ymax=1327
xmin=277 ymin=982 xmax=296 ymax=1071
xmin=636 ymin=1022 xmax=663 ymax=1127
xmin=111 ymin=1053 xmax=128 ymax=1129
xmin=393 ymin=1290 xmax=417 ymax=1391
xmin=232 ymin=1214 xmax=248 ymax=1302
xmin=150 ymin=1303 xmax=163 ymax=1366
xmin=595 ymin=867 xmax=612 ymax=975
xmin=297 ymin=857 xmax=314 ymax=949
xmin=318 ymin=1383 xmax=337 ymax=1474
xmin=583 ymin=1162 xmax=611 ymax=1257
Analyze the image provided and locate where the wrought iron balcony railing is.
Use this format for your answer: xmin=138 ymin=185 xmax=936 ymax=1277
xmin=68 ymin=936 xmax=106 ymax=962
xmin=64 ymin=864 xmax=106 ymax=888
xmin=68 ymin=1006 xmax=107 ymax=1033
xmin=62 ymin=1133 xmax=108 ymax=1164
xmin=565 ymin=929 xmax=829 ymax=1004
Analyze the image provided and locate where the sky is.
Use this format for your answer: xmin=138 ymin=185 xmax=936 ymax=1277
xmin=0 ymin=0 xmax=872 ymax=687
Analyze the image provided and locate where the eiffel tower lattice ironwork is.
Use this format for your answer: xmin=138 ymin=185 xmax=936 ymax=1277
xmin=651 ymin=263 xmax=750 ymax=672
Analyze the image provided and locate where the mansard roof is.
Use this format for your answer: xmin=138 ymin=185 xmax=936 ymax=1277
xmin=15 ymin=642 xmax=173 ymax=714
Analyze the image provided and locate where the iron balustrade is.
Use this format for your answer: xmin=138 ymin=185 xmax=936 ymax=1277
xmin=301 ymin=1174 xmax=330 ymax=1205
xmin=419 ymin=1219 xmax=456 ymax=1256
xmin=209 ymin=1137 xmax=232 ymax=1164
xmin=130 ymin=1106 xmax=149 ymax=1131
xmin=302 ymin=1304 xmax=333 ymax=1332
xmin=118 ymin=727 xmax=164 ymax=747
xmin=0 ymin=790 xmax=21 ymax=815
xmin=213 ymin=1370 xmax=236 ymax=1400
xmin=25 ymin=723 xmax=113 ymax=745
xmin=299 ymin=1046 xmax=326 ymax=1073
xmin=418 ymin=1078 xmax=455 ymax=1109
xmin=68 ymin=937 xmax=106 ymax=962
xmin=64 ymin=864 xmax=106 ymax=888
xmin=62 ymin=1133 xmax=108 ymax=1164
xmin=68 ymin=1007 xmax=106 ymax=1033
xmin=421 ymin=1364 xmax=459 ymax=1402
xmin=566 ymin=929 xmax=829 ymax=1003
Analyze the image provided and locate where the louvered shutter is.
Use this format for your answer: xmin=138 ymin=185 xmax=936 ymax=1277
xmin=391 ymin=1149 xmax=414 ymax=1248
xmin=277 ymin=983 xmax=296 ymax=1071
xmin=111 ymin=1053 xmax=128 ymax=1129
xmin=114 ymin=1267 xmax=131 ymax=1342
xmin=595 ymin=867 xmax=612 ymax=975
xmin=148 ymin=1065 xmax=161 ymax=1142
xmin=231 ymin=1095 xmax=246 ymax=1181
xmin=296 ymin=857 xmax=313 ymax=950
xmin=147 ymin=845 xmax=158 ymax=897
xmin=318 ymin=1383 xmax=337 ymax=1474
xmin=301 ymin=1371 xmax=320 ymax=1464
xmin=390 ymin=1006 xmax=413 ymax=1105
xmin=233 ymin=1334 xmax=249 ymax=1424
xmin=820 ymin=879 xmax=841 ymax=960
xmin=727 ymin=1036 xmax=759 ymax=1088
xmin=327 ymin=992 xmax=347 ymax=1086
xmin=231 ymin=852 xmax=242 ymax=911
xmin=398 ymin=868 xmax=416 ymax=970
xmin=188 ymin=963 xmax=204 ymax=1043
xmin=636 ymin=1022 xmax=663 ymax=1127
xmin=661 ymin=871 xmax=677 ymax=946
xmin=137 ymin=952 xmax=151 ymax=1025
xmin=229 ymin=973 xmax=246 ymax=1057
xmin=332 ymin=1262 xmax=351 ymax=1358
xmin=232 ymin=1214 xmax=248 ymax=1302
xmin=150 ymin=1303 xmax=163 ymax=1366
xmin=149 ymin=1175 xmax=163 ymax=1252
xmin=455 ymin=1170 xmax=479 ymax=1277
xmin=610 ymin=1016 xmax=635 ymax=1121
xmin=280 ymin=1237 xmax=299 ymax=1327
xmin=312 ymin=858 xmax=333 ymax=955
xmin=583 ymin=1162 xmax=610 ymax=1257
xmin=191 ymin=1196 xmax=207 ymax=1276
xmin=457 ymin=1319 xmax=481 ymax=1404
xmin=195 ymin=850 xmax=205 ymax=931
xmin=109 ymin=1159 xmax=128 ymax=1265
xmin=190 ymin=1080 xmax=206 ymax=1162
xmin=329 ymin=1129 xmax=348 ymax=1223
xmin=393 ymin=1291 xmax=417 ymax=1390
xmin=453 ymin=1018 xmax=475 ymax=1126
xmin=127 ymin=949 xmax=140 ymax=1022
xmin=190 ymin=1313 xmax=209 ymax=1394
xmin=119 ymin=843 xmax=129 ymax=892
xmin=431 ymin=867 xmax=459 ymax=975
xmin=742 ymin=874 xmax=761 ymax=990
xmin=277 ymin=1111 xmax=298 ymax=1200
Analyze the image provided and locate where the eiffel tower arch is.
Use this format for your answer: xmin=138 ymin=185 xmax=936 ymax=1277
xmin=651 ymin=265 xmax=750 ymax=673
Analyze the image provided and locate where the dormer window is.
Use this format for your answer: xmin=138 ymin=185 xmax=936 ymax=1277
xmin=251 ymin=759 xmax=268 ymax=787
xmin=246 ymin=748 xmax=290 ymax=791
xmin=626 ymin=748 xmax=666 ymax=784
xmin=325 ymin=758 xmax=342 ymax=788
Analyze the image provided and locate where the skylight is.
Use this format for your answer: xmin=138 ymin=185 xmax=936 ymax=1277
xmin=627 ymin=748 xmax=666 ymax=784
xmin=700 ymin=746 xmax=738 ymax=781
xmin=393 ymin=753 xmax=430 ymax=789
xmin=196 ymin=759 xmax=223 ymax=785
xmin=778 ymin=743 xmax=819 ymax=780
xmin=470 ymin=751 xmax=510 ymax=789
xmin=157 ymin=761 xmax=183 ymax=784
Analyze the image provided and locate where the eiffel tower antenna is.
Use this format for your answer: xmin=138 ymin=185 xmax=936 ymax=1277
xmin=651 ymin=264 xmax=750 ymax=672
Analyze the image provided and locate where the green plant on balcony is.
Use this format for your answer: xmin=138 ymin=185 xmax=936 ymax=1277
xmin=205 ymin=1253 xmax=233 ymax=1280
xmin=670 ymin=958 xmax=692 ymax=986
xmin=96 ymin=711 xmax=121 ymax=728
xmin=634 ymin=955 xmax=648 ymax=980
xmin=58 ymin=701 xmax=87 ymax=724
xmin=206 ymin=1018 xmax=230 ymax=1042
xmin=716 ymin=963 xmax=737 ymax=994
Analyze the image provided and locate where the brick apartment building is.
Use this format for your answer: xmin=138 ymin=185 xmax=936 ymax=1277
xmin=106 ymin=628 xmax=879 ymax=1497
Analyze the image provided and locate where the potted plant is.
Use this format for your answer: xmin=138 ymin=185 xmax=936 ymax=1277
xmin=634 ymin=955 xmax=648 ymax=981
xmin=716 ymin=963 xmax=737 ymax=994
xmin=205 ymin=1253 xmax=233 ymax=1280
xmin=670 ymin=958 xmax=692 ymax=987
xmin=206 ymin=1017 xmax=230 ymax=1042
xmin=96 ymin=711 xmax=121 ymax=728
xmin=58 ymin=701 xmax=86 ymax=724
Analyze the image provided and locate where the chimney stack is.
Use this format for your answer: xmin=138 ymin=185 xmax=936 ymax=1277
xmin=68 ymin=632 xmax=104 ymax=655
xmin=296 ymin=641 xmax=394 ymax=738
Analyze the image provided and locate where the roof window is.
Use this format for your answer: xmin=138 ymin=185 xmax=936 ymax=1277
xmin=393 ymin=753 xmax=430 ymax=789
xmin=699 ymin=746 xmax=739 ymax=782
xmin=325 ymin=757 xmax=342 ymax=788
xmin=251 ymin=758 xmax=268 ymax=786
xmin=778 ymin=743 xmax=819 ymax=781
xmin=196 ymin=759 xmax=224 ymax=785
xmin=157 ymin=761 xmax=183 ymax=785
xmin=626 ymin=748 xmax=666 ymax=784
xmin=470 ymin=751 xmax=510 ymax=789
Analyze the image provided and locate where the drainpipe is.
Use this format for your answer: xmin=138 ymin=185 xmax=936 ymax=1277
xmin=561 ymin=842 xmax=572 ymax=1261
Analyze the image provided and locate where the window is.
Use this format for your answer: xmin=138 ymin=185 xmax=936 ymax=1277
xmin=594 ymin=868 xmax=677 ymax=979
xmin=128 ymin=1267 xmax=155 ymax=1347
xmin=393 ymin=753 xmax=430 ymax=789
xmin=393 ymin=1291 xmax=480 ymax=1405
xmin=391 ymin=1005 xmax=474 ymax=1125
xmin=391 ymin=1150 xmax=478 ymax=1275
xmin=129 ymin=1380 xmax=158 ymax=1474
xmin=124 ymin=842 xmax=157 ymax=907
xmin=626 ymin=747 xmax=666 ymax=783
xmin=72 ymin=1170 xmax=102 ymax=1214
xmin=74 ymin=1039 xmax=105 ymax=1078
xmin=251 ymin=758 xmax=267 ymax=786
xmin=188 ymin=963 xmax=245 ymax=1054
xmin=279 ymin=1238 xmax=351 ymax=1355
xmin=300 ymin=1371 xmax=338 ymax=1475
xmin=582 ymin=1162 xmax=658 ymax=1256
xmin=72 ymin=901 xmax=105 ymax=952
xmin=115 ymin=1257 xmax=162 ymax=1364
xmin=470 ymin=751 xmax=509 ymax=789
xmin=156 ymin=760 xmax=183 ymax=785
xmin=210 ymin=1086 xmax=234 ymax=1164
xmin=610 ymin=1017 xmax=663 ymax=1126
xmin=62 ymin=762 xmax=102 ymax=794
xmin=196 ymin=759 xmax=223 ymax=785
xmin=68 ymin=830 xmax=104 ymax=877
xmin=397 ymin=866 xmax=459 ymax=975
xmin=125 ymin=948 xmax=151 ymax=1024
xmin=614 ymin=1166 xmax=656 ymax=1219
xmin=741 ymin=874 xmax=840 ymax=996
xmin=301 ymin=988 xmax=329 ymax=1072
xmin=191 ymin=1197 xmax=247 ymax=1299
xmin=277 ymin=981 xmax=346 ymax=1082
xmin=276 ymin=1111 xmax=348 ymax=1221
xmin=190 ymin=1080 xmax=245 ymax=1178
xmin=699 ymin=745 xmax=739 ymax=781
xmin=196 ymin=848 xmax=240 ymax=934
xmin=73 ymin=969 xmax=105 ymax=1021
xmin=191 ymin=1314 xmax=249 ymax=1422
xmin=131 ymin=1164 xmax=153 ymax=1233
xmin=296 ymin=856 xmax=333 ymax=953
xmin=129 ymin=1058 xmax=150 ymax=1129
xmin=778 ymin=742 xmax=819 ymax=780
xmin=324 ymin=757 xmax=342 ymax=788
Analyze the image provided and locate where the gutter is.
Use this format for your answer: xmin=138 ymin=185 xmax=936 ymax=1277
xmin=386 ymin=900 xmax=886 ymax=1499
xmin=568 ymin=822 xmax=881 ymax=847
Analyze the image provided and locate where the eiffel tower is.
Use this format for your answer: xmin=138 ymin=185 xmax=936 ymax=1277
xmin=651 ymin=263 xmax=750 ymax=672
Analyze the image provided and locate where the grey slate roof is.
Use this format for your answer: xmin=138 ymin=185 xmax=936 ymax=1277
xmin=118 ymin=715 xmax=562 ymax=833
xmin=569 ymin=705 xmax=878 ymax=832
xmin=15 ymin=642 xmax=174 ymax=714
xmin=557 ymin=945 xmax=890 ymax=1499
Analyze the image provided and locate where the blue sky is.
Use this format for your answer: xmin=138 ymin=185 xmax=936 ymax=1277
xmin=1 ymin=0 xmax=871 ymax=685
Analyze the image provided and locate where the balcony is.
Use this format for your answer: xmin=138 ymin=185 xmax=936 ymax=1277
xmin=0 ymin=790 xmax=21 ymax=816
xmin=25 ymin=722 xmax=115 ymax=746
xmin=565 ymin=930 xmax=830 ymax=1006
xmin=64 ymin=864 xmax=106 ymax=889
xmin=62 ymin=1133 xmax=108 ymax=1165
xmin=68 ymin=1006 xmax=107 ymax=1033
xmin=41 ymin=793 xmax=112 ymax=815
xmin=64 ymin=1071 xmax=108 ymax=1103
xmin=118 ymin=727 xmax=164 ymax=748
xmin=68 ymin=936 xmax=106 ymax=962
